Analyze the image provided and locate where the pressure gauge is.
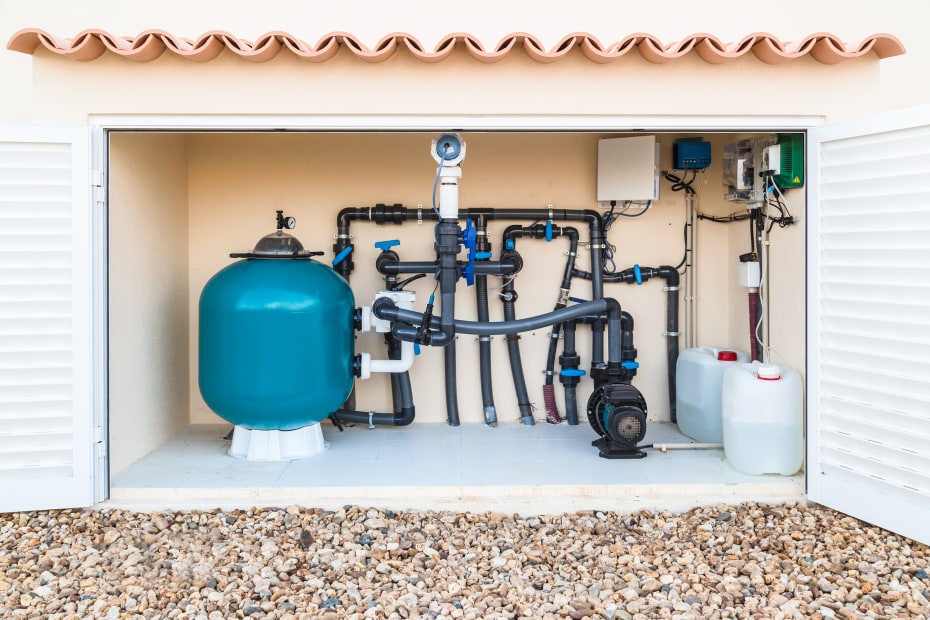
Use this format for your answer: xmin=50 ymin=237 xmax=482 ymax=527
xmin=284 ymin=216 xmax=296 ymax=229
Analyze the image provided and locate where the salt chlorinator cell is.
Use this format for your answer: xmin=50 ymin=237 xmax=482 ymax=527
xmin=198 ymin=212 xmax=355 ymax=459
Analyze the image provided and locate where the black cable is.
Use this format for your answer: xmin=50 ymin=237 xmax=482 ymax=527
xmin=662 ymin=170 xmax=698 ymax=195
xmin=698 ymin=211 xmax=751 ymax=223
xmin=674 ymin=221 xmax=688 ymax=272
xmin=617 ymin=201 xmax=652 ymax=218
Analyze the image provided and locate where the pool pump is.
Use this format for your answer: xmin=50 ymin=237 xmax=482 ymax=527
xmin=587 ymin=381 xmax=648 ymax=459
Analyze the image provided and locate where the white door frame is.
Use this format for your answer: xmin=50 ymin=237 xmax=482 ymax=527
xmin=91 ymin=112 xmax=823 ymax=506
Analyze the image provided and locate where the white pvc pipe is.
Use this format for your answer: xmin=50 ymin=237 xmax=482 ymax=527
xmin=438 ymin=166 xmax=462 ymax=219
xmin=360 ymin=340 xmax=415 ymax=379
xmin=653 ymin=442 xmax=723 ymax=452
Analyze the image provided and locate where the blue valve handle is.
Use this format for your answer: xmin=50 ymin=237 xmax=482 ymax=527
xmin=332 ymin=245 xmax=353 ymax=266
xmin=475 ymin=251 xmax=492 ymax=260
xmin=545 ymin=220 xmax=553 ymax=242
xmin=462 ymin=217 xmax=477 ymax=286
xmin=374 ymin=239 xmax=401 ymax=252
xmin=560 ymin=368 xmax=586 ymax=377
xmin=414 ymin=343 xmax=421 ymax=355
xmin=622 ymin=361 xmax=640 ymax=370
xmin=633 ymin=264 xmax=643 ymax=285
xmin=568 ymin=296 xmax=588 ymax=304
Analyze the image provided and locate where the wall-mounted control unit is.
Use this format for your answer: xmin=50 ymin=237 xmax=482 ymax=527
xmin=722 ymin=138 xmax=764 ymax=206
xmin=597 ymin=135 xmax=660 ymax=203
xmin=673 ymin=138 xmax=711 ymax=170
xmin=762 ymin=133 xmax=804 ymax=189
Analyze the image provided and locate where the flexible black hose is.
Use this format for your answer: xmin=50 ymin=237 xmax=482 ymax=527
xmin=476 ymin=273 xmax=498 ymax=425
xmin=502 ymin=286 xmax=535 ymax=425
xmin=379 ymin=298 xmax=623 ymax=362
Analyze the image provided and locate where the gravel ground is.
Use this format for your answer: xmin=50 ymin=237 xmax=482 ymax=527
xmin=1 ymin=501 xmax=928 ymax=619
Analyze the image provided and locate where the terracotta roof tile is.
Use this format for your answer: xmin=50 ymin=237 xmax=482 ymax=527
xmin=7 ymin=28 xmax=905 ymax=65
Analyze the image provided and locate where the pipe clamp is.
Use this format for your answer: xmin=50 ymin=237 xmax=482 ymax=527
xmin=334 ymin=233 xmax=353 ymax=240
xmin=368 ymin=411 xmax=375 ymax=429
xmin=585 ymin=243 xmax=607 ymax=250
xmin=663 ymin=331 xmax=680 ymax=337
xmin=417 ymin=204 xmax=423 ymax=225
xmin=663 ymin=286 xmax=680 ymax=292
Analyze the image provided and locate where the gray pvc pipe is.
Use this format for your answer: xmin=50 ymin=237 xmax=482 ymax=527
xmin=382 ymin=299 xmax=622 ymax=363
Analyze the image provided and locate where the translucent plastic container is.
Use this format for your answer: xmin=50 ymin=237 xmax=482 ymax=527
xmin=676 ymin=347 xmax=748 ymax=442
xmin=722 ymin=361 xmax=803 ymax=475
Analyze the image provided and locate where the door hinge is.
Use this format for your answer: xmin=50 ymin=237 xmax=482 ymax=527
xmin=94 ymin=425 xmax=107 ymax=454
xmin=92 ymin=170 xmax=105 ymax=206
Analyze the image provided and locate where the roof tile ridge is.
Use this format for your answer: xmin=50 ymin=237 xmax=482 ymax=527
xmin=5 ymin=28 xmax=908 ymax=65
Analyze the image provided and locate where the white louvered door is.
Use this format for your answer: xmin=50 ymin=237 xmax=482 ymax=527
xmin=807 ymin=105 xmax=930 ymax=545
xmin=0 ymin=125 xmax=97 ymax=512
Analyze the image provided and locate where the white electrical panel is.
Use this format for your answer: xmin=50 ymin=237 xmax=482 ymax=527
xmin=597 ymin=135 xmax=660 ymax=202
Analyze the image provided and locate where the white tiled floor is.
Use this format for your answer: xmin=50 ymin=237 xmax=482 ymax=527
xmin=108 ymin=421 xmax=805 ymax=514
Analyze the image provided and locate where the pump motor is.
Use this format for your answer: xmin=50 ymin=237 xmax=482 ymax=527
xmin=587 ymin=382 xmax=649 ymax=459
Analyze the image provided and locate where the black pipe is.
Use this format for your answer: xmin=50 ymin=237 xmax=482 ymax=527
xmin=573 ymin=264 xmax=680 ymax=423
xmin=376 ymin=259 xmax=518 ymax=276
xmin=559 ymin=319 xmax=581 ymax=425
xmin=335 ymin=204 xmax=607 ymax=422
xmin=500 ymin=225 xmax=534 ymax=424
xmin=376 ymin=298 xmax=624 ymax=364
xmin=504 ymin=223 xmax=580 ymax=424
xmin=502 ymin=283 xmax=534 ymax=425
xmin=444 ymin=339 xmax=461 ymax=426
xmin=475 ymin=216 xmax=498 ymax=426
xmin=338 ymin=204 xmax=602 ymax=277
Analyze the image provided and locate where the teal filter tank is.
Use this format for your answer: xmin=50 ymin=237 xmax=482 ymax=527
xmin=198 ymin=216 xmax=355 ymax=431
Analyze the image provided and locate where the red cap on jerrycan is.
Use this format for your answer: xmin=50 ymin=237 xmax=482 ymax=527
xmin=717 ymin=350 xmax=738 ymax=362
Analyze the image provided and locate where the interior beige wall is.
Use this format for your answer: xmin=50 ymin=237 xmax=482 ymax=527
xmin=108 ymin=132 xmax=190 ymax=474
xmin=182 ymin=131 xmax=752 ymax=425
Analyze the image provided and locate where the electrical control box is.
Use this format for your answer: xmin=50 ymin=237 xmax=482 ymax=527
xmin=771 ymin=133 xmax=804 ymax=189
xmin=673 ymin=139 xmax=711 ymax=170
xmin=597 ymin=135 xmax=660 ymax=202
xmin=722 ymin=138 xmax=764 ymax=206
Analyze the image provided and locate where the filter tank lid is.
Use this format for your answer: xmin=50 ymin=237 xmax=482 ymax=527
xmin=253 ymin=230 xmax=305 ymax=256
xmin=229 ymin=230 xmax=323 ymax=259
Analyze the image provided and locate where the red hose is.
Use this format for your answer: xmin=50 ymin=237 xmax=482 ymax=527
xmin=748 ymin=290 xmax=761 ymax=361
xmin=543 ymin=384 xmax=561 ymax=424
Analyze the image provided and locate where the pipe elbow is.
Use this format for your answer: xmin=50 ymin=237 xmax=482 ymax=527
xmin=658 ymin=265 xmax=680 ymax=286
xmin=602 ymin=297 xmax=622 ymax=321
